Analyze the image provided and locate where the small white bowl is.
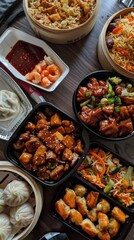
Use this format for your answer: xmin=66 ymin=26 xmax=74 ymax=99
xmin=0 ymin=27 xmax=69 ymax=92
xmin=0 ymin=161 xmax=43 ymax=240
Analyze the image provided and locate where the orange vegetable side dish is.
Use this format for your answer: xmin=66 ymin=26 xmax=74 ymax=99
xmin=13 ymin=107 xmax=84 ymax=182
xmin=55 ymin=183 xmax=128 ymax=239
xmin=105 ymin=12 xmax=134 ymax=72
xmin=77 ymin=147 xmax=134 ymax=207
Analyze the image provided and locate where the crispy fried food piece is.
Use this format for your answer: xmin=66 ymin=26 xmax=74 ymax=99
xmin=25 ymin=137 xmax=41 ymax=152
xmin=97 ymin=230 xmax=111 ymax=240
xmin=50 ymin=165 xmax=64 ymax=181
xmin=111 ymin=207 xmax=127 ymax=224
xmin=81 ymin=218 xmax=98 ymax=237
xmin=97 ymin=199 xmax=110 ymax=213
xmin=24 ymin=122 xmax=36 ymax=132
xmin=19 ymin=152 xmax=33 ymax=164
xmin=63 ymin=188 xmax=76 ymax=208
xmin=35 ymin=118 xmax=49 ymax=130
xmin=98 ymin=212 xmax=109 ymax=231
xmin=62 ymin=135 xmax=76 ymax=149
xmin=55 ymin=199 xmax=70 ymax=220
xmin=74 ymin=184 xmax=87 ymax=197
xmin=76 ymin=196 xmax=88 ymax=215
xmin=69 ymin=209 xmax=83 ymax=225
xmin=74 ymin=139 xmax=83 ymax=153
xmin=86 ymin=191 xmax=99 ymax=209
xmin=108 ymin=217 xmax=120 ymax=237
xmin=50 ymin=113 xmax=62 ymax=127
xmin=87 ymin=207 xmax=98 ymax=222
xmin=33 ymin=145 xmax=47 ymax=166
xmin=62 ymin=148 xmax=73 ymax=161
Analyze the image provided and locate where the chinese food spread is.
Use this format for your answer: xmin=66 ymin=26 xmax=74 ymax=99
xmin=0 ymin=90 xmax=21 ymax=121
xmin=13 ymin=107 xmax=84 ymax=182
xmin=28 ymin=0 xmax=96 ymax=29
xmin=55 ymin=182 xmax=128 ymax=239
xmin=76 ymin=76 xmax=134 ymax=138
xmin=105 ymin=12 xmax=134 ymax=73
xmin=77 ymin=147 xmax=134 ymax=207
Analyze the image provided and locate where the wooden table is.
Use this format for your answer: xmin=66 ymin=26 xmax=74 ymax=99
xmin=0 ymin=0 xmax=134 ymax=239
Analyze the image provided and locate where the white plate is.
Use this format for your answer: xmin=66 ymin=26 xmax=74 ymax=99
xmin=0 ymin=67 xmax=32 ymax=140
xmin=0 ymin=27 xmax=69 ymax=92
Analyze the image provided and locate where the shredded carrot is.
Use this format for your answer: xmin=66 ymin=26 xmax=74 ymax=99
xmin=89 ymin=150 xmax=106 ymax=177
xmin=116 ymin=47 xmax=128 ymax=56
xmin=112 ymin=26 xmax=122 ymax=34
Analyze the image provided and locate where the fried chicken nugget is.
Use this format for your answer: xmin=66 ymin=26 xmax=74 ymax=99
xmin=55 ymin=199 xmax=70 ymax=220
xmin=97 ymin=230 xmax=111 ymax=240
xmin=86 ymin=191 xmax=99 ymax=209
xmin=97 ymin=199 xmax=110 ymax=213
xmin=69 ymin=209 xmax=83 ymax=225
xmin=108 ymin=217 xmax=120 ymax=237
xmin=111 ymin=207 xmax=127 ymax=224
xmin=76 ymin=196 xmax=88 ymax=215
xmin=87 ymin=207 xmax=98 ymax=222
xmin=74 ymin=184 xmax=87 ymax=197
xmin=98 ymin=212 xmax=109 ymax=231
xmin=81 ymin=218 xmax=98 ymax=237
xmin=63 ymin=188 xmax=76 ymax=208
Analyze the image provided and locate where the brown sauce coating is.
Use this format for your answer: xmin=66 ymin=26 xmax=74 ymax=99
xmin=6 ymin=40 xmax=46 ymax=75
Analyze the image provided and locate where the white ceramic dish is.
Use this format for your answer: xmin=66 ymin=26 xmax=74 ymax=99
xmin=0 ymin=27 xmax=69 ymax=92
xmin=0 ymin=67 xmax=32 ymax=140
xmin=0 ymin=160 xmax=43 ymax=240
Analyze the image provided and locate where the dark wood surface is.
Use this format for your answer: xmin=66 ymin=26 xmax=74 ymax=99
xmin=0 ymin=0 xmax=134 ymax=239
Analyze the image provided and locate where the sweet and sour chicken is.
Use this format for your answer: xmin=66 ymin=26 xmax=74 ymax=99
xmin=13 ymin=108 xmax=84 ymax=182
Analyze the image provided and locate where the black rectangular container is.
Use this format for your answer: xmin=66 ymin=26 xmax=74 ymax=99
xmin=75 ymin=141 xmax=134 ymax=213
xmin=51 ymin=175 xmax=133 ymax=240
xmin=4 ymin=102 xmax=90 ymax=187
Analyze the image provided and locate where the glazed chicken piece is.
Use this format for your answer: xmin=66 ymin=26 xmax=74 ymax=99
xmin=37 ymin=128 xmax=51 ymax=141
xmin=77 ymin=86 xmax=90 ymax=101
xmin=25 ymin=137 xmax=42 ymax=152
xmin=80 ymin=106 xmax=103 ymax=127
xmin=62 ymin=120 xmax=76 ymax=133
xmin=35 ymin=118 xmax=49 ymax=131
xmin=87 ymin=78 xmax=108 ymax=97
xmin=118 ymin=118 xmax=133 ymax=136
xmin=13 ymin=140 xmax=25 ymax=151
xmin=122 ymin=96 xmax=134 ymax=105
xmin=97 ymin=230 xmax=111 ymax=240
xmin=81 ymin=218 xmax=98 ymax=237
xmin=62 ymin=135 xmax=76 ymax=150
xmin=62 ymin=148 xmax=73 ymax=161
xmin=74 ymin=184 xmax=87 ymax=197
xmin=56 ymin=126 xmax=65 ymax=135
xmin=55 ymin=199 xmax=70 ymax=220
xmin=76 ymin=196 xmax=88 ymax=215
xmin=99 ymin=118 xmax=118 ymax=137
xmin=111 ymin=207 xmax=127 ymax=224
xmin=19 ymin=152 xmax=33 ymax=164
xmin=63 ymin=188 xmax=76 ymax=208
xmin=108 ymin=217 xmax=120 ymax=237
xmin=86 ymin=191 xmax=99 ymax=209
xmin=87 ymin=207 xmax=98 ymax=222
xmin=45 ymin=133 xmax=61 ymax=150
xmin=102 ymin=104 xmax=114 ymax=115
xmin=37 ymin=167 xmax=51 ymax=180
xmin=50 ymin=165 xmax=65 ymax=181
xmin=98 ymin=212 xmax=109 ymax=231
xmin=97 ymin=199 xmax=110 ymax=213
xmin=69 ymin=209 xmax=83 ymax=225
xmin=19 ymin=131 xmax=31 ymax=142
xmin=34 ymin=111 xmax=47 ymax=122
xmin=32 ymin=145 xmax=47 ymax=166
xmin=70 ymin=153 xmax=79 ymax=166
xmin=74 ymin=139 xmax=83 ymax=154
xmin=50 ymin=113 xmax=62 ymax=127
xmin=119 ymin=106 xmax=131 ymax=119
xmin=45 ymin=150 xmax=57 ymax=160
xmin=24 ymin=122 xmax=36 ymax=132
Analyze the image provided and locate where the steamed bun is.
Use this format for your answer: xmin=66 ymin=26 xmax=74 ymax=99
xmin=0 ymin=213 xmax=12 ymax=240
xmin=0 ymin=189 xmax=6 ymax=213
xmin=3 ymin=180 xmax=31 ymax=207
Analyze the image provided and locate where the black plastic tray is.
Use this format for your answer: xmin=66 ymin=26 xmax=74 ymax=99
xmin=51 ymin=175 xmax=133 ymax=240
xmin=72 ymin=70 xmax=134 ymax=141
xmin=75 ymin=141 xmax=134 ymax=213
xmin=4 ymin=102 xmax=90 ymax=187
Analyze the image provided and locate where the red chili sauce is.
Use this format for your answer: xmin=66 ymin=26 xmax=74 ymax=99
xmin=6 ymin=40 xmax=46 ymax=76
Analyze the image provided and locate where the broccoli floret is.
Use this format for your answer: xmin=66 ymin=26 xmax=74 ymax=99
xmin=108 ymin=77 xmax=122 ymax=85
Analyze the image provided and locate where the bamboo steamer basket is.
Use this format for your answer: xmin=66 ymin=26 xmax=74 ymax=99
xmin=97 ymin=8 xmax=134 ymax=80
xmin=0 ymin=161 xmax=43 ymax=240
xmin=23 ymin=0 xmax=101 ymax=44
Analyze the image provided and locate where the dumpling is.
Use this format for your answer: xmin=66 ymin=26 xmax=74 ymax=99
xmin=10 ymin=202 xmax=34 ymax=228
xmin=0 ymin=189 xmax=6 ymax=213
xmin=0 ymin=213 xmax=12 ymax=240
xmin=0 ymin=90 xmax=21 ymax=121
xmin=3 ymin=180 xmax=31 ymax=207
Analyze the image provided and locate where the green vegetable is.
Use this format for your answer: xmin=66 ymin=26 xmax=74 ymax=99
xmin=80 ymin=99 xmax=90 ymax=107
xmin=110 ymin=166 xmax=121 ymax=174
xmin=121 ymin=90 xmax=134 ymax=97
xmin=98 ymin=103 xmax=105 ymax=107
xmin=86 ymin=91 xmax=90 ymax=97
xmin=114 ymin=96 xmax=122 ymax=105
xmin=104 ymin=179 xmax=114 ymax=193
xmin=107 ymin=81 xmax=115 ymax=97
xmin=49 ymin=165 xmax=56 ymax=170
xmin=127 ymin=84 xmax=132 ymax=89
xmin=115 ymin=106 xmax=120 ymax=112
xmin=87 ymin=104 xmax=94 ymax=109
xmin=107 ymin=98 xmax=114 ymax=104
xmin=124 ymin=166 xmax=133 ymax=186
xmin=108 ymin=77 xmax=122 ymax=85
xmin=91 ymin=96 xmax=95 ymax=101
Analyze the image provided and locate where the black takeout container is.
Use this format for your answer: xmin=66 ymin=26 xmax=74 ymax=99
xmin=51 ymin=175 xmax=133 ymax=240
xmin=72 ymin=70 xmax=134 ymax=141
xmin=75 ymin=141 xmax=134 ymax=213
xmin=4 ymin=102 xmax=90 ymax=187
